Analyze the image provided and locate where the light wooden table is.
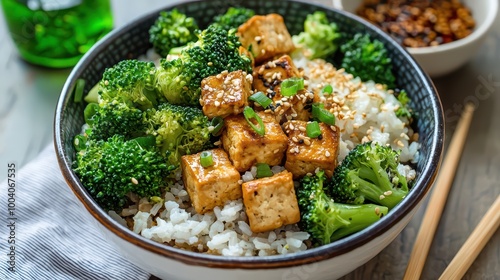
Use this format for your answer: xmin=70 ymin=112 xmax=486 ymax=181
xmin=1 ymin=0 xmax=498 ymax=279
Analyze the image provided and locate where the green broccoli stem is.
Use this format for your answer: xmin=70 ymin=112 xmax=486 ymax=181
xmin=330 ymin=203 xmax=388 ymax=242
xmin=316 ymin=193 xmax=351 ymax=245
xmin=349 ymin=174 xmax=407 ymax=209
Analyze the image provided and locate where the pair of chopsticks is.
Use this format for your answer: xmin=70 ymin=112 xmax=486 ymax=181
xmin=403 ymin=103 xmax=500 ymax=280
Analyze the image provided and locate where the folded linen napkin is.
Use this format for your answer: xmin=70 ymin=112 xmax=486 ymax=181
xmin=0 ymin=144 xmax=150 ymax=280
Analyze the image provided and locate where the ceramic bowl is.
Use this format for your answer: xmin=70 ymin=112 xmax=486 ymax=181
xmin=337 ymin=0 xmax=499 ymax=77
xmin=54 ymin=0 xmax=444 ymax=279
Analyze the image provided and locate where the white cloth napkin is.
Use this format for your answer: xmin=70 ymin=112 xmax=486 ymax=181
xmin=0 ymin=144 xmax=150 ymax=280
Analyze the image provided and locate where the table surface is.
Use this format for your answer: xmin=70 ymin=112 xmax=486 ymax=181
xmin=1 ymin=0 xmax=498 ymax=279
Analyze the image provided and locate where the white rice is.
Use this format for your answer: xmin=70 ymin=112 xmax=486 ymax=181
xmin=122 ymin=52 xmax=421 ymax=257
xmin=135 ymin=182 xmax=308 ymax=256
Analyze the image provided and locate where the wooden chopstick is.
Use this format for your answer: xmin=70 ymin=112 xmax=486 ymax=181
xmin=403 ymin=102 xmax=476 ymax=280
xmin=439 ymin=195 xmax=500 ymax=279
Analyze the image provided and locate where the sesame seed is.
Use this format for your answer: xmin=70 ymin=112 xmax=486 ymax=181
xmin=303 ymin=139 xmax=311 ymax=145
xmin=289 ymin=123 xmax=295 ymax=130
xmin=214 ymin=140 xmax=221 ymax=146
xmin=131 ymin=178 xmax=138 ymax=185
xmin=246 ymin=74 xmax=253 ymax=83
xmin=379 ymin=194 xmax=386 ymax=200
xmin=292 ymin=137 xmax=298 ymax=142
xmin=214 ymin=101 xmax=221 ymax=107
xmin=216 ymin=92 xmax=223 ymax=99
xmin=273 ymin=149 xmax=279 ymax=154
xmin=298 ymin=126 xmax=306 ymax=132
xmin=208 ymin=125 xmax=215 ymax=132
xmin=258 ymin=67 xmax=265 ymax=74
xmin=207 ymin=62 xmax=213 ymax=66
xmin=255 ymin=36 xmax=262 ymax=41
xmin=238 ymin=180 xmax=243 ymax=185
xmin=221 ymin=70 xmax=228 ymax=75
xmin=375 ymin=207 xmax=380 ymax=215
xmin=325 ymin=151 xmax=331 ymax=157
xmin=397 ymin=140 xmax=405 ymax=147
xmin=384 ymin=191 xmax=393 ymax=196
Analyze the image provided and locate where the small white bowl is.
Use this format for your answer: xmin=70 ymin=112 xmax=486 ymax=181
xmin=337 ymin=0 xmax=499 ymax=77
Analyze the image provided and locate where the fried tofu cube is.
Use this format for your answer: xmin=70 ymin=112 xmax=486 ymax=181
xmin=283 ymin=121 xmax=340 ymax=178
xmin=200 ymin=70 xmax=252 ymax=119
xmin=251 ymin=55 xmax=313 ymax=123
xmin=237 ymin=14 xmax=295 ymax=64
xmin=222 ymin=111 xmax=288 ymax=172
xmin=181 ymin=148 xmax=241 ymax=214
xmin=253 ymin=55 xmax=299 ymax=93
xmin=242 ymin=170 xmax=300 ymax=233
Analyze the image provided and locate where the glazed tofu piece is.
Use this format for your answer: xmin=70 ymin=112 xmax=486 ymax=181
xmin=221 ymin=111 xmax=288 ymax=172
xmin=237 ymin=14 xmax=295 ymax=64
xmin=181 ymin=148 xmax=241 ymax=214
xmin=242 ymin=170 xmax=300 ymax=233
xmin=200 ymin=70 xmax=253 ymax=119
xmin=252 ymin=55 xmax=313 ymax=123
xmin=283 ymin=120 xmax=340 ymax=178
xmin=253 ymin=54 xmax=299 ymax=93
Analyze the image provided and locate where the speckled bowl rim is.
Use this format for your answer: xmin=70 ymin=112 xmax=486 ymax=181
xmin=54 ymin=0 xmax=444 ymax=269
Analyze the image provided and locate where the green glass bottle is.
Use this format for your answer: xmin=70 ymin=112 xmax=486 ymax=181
xmin=1 ymin=0 xmax=113 ymax=68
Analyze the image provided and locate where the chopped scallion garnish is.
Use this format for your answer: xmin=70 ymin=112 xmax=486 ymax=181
xmin=74 ymin=134 xmax=87 ymax=152
xmin=74 ymin=78 xmax=86 ymax=103
xmin=210 ymin=116 xmax=224 ymax=136
xmin=321 ymin=84 xmax=333 ymax=95
xmin=281 ymin=77 xmax=304 ymax=96
xmin=256 ymin=163 xmax=273 ymax=178
xmin=200 ymin=151 xmax=214 ymax=168
xmin=131 ymin=135 xmax=156 ymax=149
xmin=306 ymin=121 xmax=321 ymax=138
xmin=84 ymin=103 xmax=99 ymax=125
xmin=243 ymin=106 xmax=265 ymax=136
xmin=312 ymin=103 xmax=335 ymax=125
xmin=249 ymin=91 xmax=272 ymax=108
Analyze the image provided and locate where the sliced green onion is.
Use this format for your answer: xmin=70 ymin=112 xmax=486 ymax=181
xmin=84 ymin=103 xmax=99 ymax=125
xmin=74 ymin=134 xmax=87 ymax=152
xmin=249 ymin=91 xmax=272 ymax=108
xmin=306 ymin=121 xmax=321 ymax=138
xmin=281 ymin=77 xmax=304 ymax=96
xmin=200 ymin=151 xmax=214 ymax=168
xmin=321 ymin=84 xmax=333 ymax=95
xmin=74 ymin=78 xmax=86 ymax=103
xmin=256 ymin=163 xmax=273 ymax=178
xmin=131 ymin=135 xmax=156 ymax=149
xmin=210 ymin=116 xmax=224 ymax=136
xmin=312 ymin=103 xmax=335 ymax=125
xmin=243 ymin=106 xmax=265 ymax=136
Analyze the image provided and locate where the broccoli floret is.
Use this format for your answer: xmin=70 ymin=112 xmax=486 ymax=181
xmin=145 ymin=102 xmax=212 ymax=167
xmin=292 ymin=11 xmax=341 ymax=60
xmin=297 ymin=170 xmax=388 ymax=245
xmin=340 ymin=33 xmax=396 ymax=89
xmin=329 ymin=142 xmax=409 ymax=209
xmin=395 ymin=89 xmax=413 ymax=118
xmin=212 ymin=7 xmax=255 ymax=31
xmin=99 ymin=59 xmax=164 ymax=110
xmin=149 ymin=9 xmax=199 ymax=57
xmin=156 ymin=24 xmax=252 ymax=106
xmin=73 ymin=135 xmax=175 ymax=211
xmin=84 ymin=59 xmax=165 ymax=141
xmin=85 ymin=101 xmax=146 ymax=141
